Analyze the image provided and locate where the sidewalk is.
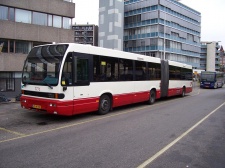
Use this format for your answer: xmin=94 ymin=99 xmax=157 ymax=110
xmin=0 ymin=98 xmax=18 ymax=104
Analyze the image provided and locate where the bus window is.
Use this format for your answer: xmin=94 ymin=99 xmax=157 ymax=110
xmin=61 ymin=53 xmax=72 ymax=85
xmin=147 ymin=62 xmax=161 ymax=80
xmin=76 ymin=59 xmax=89 ymax=81
xmin=181 ymin=67 xmax=192 ymax=80
xmin=119 ymin=58 xmax=133 ymax=81
xmin=135 ymin=61 xmax=147 ymax=81
xmin=93 ymin=55 xmax=118 ymax=82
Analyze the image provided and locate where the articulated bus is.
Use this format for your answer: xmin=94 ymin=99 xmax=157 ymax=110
xmin=200 ymin=71 xmax=224 ymax=89
xmin=20 ymin=43 xmax=192 ymax=116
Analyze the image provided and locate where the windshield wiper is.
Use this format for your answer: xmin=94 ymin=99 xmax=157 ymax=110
xmin=43 ymin=81 xmax=53 ymax=89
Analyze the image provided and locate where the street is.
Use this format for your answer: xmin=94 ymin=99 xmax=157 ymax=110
xmin=1 ymin=84 xmax=225 ymax=168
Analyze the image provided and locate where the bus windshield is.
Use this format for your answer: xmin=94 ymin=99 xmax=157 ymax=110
xmin=201 ymin=73 xmax=215 ymax=82
xmin=22 ymin=44 xmax=68 ymax=86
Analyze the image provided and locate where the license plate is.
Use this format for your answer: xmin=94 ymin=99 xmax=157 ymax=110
xmin=33 ymin=105 xmax=41 ymax=109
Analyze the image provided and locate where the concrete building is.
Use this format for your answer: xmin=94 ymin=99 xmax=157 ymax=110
xmin=0 ymin=0 xmax=75 ymax=98
xmin=99 ymin=0 xmax=124 ymax=50
xmin=123 ymin=0 xmax=201 ymax=69
xmin=72 ymin=24 xmax=98 ymax=46
xmin=200 ymin=41 xmax=220 ymax=71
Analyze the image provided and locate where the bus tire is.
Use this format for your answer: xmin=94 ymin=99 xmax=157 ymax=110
xmin=181 ymin=87 xmax=186 ymax=97
xmin=148 ymin=90 xmax=156 ymax=105
xmin=98 ymin=94 xmax=111 ymax=115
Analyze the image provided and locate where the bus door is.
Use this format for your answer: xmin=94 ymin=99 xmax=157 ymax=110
xmin=73 ymin=52 xmax=92 ymax=114
xmin=61 ymin=52 xmax=91 ymax=114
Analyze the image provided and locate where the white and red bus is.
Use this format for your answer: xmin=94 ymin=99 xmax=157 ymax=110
xmin=20 ymin=43 xmax=192 ymax=116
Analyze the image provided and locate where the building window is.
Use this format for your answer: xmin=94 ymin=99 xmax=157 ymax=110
xmin=0 ymin=72 xmax=15 ymax=92
xmin=53 ymin=15 xmax=62 ymax=28
xmin=9 ymin=8 xmax=15 ymax=21
xmin=15 ymin=9 xmax=31 ymax=24
xmin=10 ymin=40 xmax=14 ymax=53
xmin=1 ymin=6 xmax=71 ymax=30
xmin=15 ymin=40 xmax=30 ymax=54
xmin=0 ymin=6 xmax=8 ymax=20
xmin=150 ymin=38 xmax=157 ymax=46
xmin=33 ymin=12 xmax=47 ymax=26
xmin=0 ymin=39 xmax=49 ymax=54
xmin=33 ymin=41 xmax=49 ymax=47
xmin=48 ymin=15 xmax=52 ymax=26
xmin=187 ymin=33 xmax=194 ymax=42
xmin=0 ymin=39 xmax=8 ymax=53
xmin=63 ymin=17 xmax=71 ymax=29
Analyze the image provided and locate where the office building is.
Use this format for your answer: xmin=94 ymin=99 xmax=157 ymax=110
xmin=123 ymin=0 xmax=201 ymax=69
xmin=72 ymin=24 xmax=98 ymax=46
xmin=99 ymin=0 xmax=124 ymax=50
xmin=0 ymin=0 xmax=75 ymax=98
xmin=200 ymin=41 xmax=220 ymax=71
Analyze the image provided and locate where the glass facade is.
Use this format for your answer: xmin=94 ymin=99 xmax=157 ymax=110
xmin=124 ymin=0 xmax=201 ymax=69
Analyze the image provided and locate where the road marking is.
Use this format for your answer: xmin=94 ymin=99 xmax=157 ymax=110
xmin=0 ymin=93 xmax=199 ymax=144
xmin=0 ymin=106 xmax=152 ymax=143
xmin=137 ymin=101 xmax=225 ymax=168
xmin=0 ymin=127 xmax=26 ymax=136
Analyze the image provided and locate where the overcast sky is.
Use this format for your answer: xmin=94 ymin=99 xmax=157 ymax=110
xmin=73 ymin=0 xmax=225 ymax=48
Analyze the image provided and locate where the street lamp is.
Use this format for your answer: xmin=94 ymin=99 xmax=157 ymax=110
xmin=163 ymin=0 xmax=172 ymax=60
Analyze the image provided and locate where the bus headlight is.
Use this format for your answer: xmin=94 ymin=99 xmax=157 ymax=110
xmin=49 ymin=103 xmax=56 ymax=107
xmin=21 ymin=99 xmax=27 ymax=103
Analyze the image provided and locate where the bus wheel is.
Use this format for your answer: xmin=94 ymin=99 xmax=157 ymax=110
xmin=148 ymin=90 xmax=156 ymax=105
xmin=181 ymin=87 xmax=186 ymax=97
xmin=98 ymin=94 xmax=111 ymax=115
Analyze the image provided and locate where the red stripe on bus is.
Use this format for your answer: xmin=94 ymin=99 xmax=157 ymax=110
xmin=21 ymin=87 xmax=190 ymax=116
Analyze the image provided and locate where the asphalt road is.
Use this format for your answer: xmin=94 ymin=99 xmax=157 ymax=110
xmin=1 ymin=83 xmax=225 ymax=168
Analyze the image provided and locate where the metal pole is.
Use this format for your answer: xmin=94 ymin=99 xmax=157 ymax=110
xmin=163 ymin=13 xmax=166 ymax=60
xmin=163 ymin=0 xmax=171 ymax=60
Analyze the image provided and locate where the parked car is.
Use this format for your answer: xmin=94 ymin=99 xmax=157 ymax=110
xmin=0 ymin=94 xmax=11 ymax=102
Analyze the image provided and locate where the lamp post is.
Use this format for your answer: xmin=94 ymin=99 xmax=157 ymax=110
xmin=163 ymin=15 xmax=166 ymax=60
xmin=163 ymin=0 xmax=172 ymax=60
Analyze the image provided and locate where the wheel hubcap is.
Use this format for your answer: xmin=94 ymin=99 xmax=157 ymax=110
xmin=101 ymin=99 xmax=108 ymax=111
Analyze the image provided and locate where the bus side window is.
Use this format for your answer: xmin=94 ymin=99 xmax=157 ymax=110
xmin=93 ymin=55 xmax=119 ymax=82
xmin=135 ymin=61 xmax=147 ymax=81
xmin=77 ymin=59 xmax=89 ymax=81
xmin=119 ymin=58 xmax=133 ymax=81
xmin=74 ymin=58 xmax=90 ymax=86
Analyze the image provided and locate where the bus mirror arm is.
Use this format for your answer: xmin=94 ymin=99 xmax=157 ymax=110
xmin=63 ymin=86 xmax=67 ymax=91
